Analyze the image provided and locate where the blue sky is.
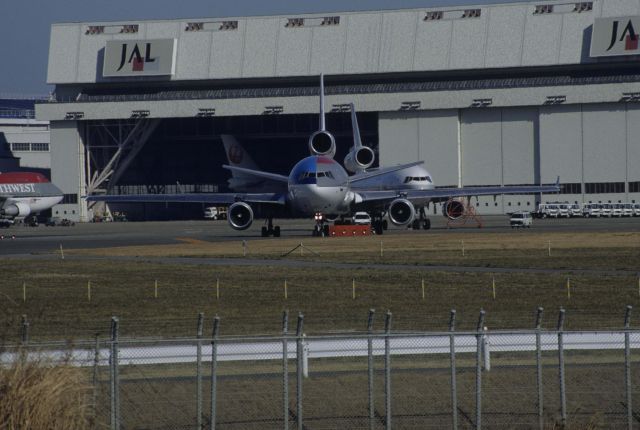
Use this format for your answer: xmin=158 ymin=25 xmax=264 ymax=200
xmin=0 ymin=0 xmax=521 ymax=96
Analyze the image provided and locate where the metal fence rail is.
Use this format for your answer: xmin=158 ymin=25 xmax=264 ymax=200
xmin=3 ymin=307 xmax=639 ymax=429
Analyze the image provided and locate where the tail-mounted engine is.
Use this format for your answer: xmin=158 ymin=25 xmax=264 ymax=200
xmin=388 ymin=198 xmax=416 ymax=226
xmin=1 ymin=202 xmax=31 ymax=217
xmin=309 ymin=130 xmax=336 ymax=159
xmin=343 ymin=146 xmax=375 ymax=173
xmin=227 ymin=202 xmax=254 ymax=230
xmin=442 ymin=199 xmax=465 ymax=220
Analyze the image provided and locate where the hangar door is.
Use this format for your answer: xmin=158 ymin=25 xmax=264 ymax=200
xmin=460 ymin=107 xmax=539 ymax=214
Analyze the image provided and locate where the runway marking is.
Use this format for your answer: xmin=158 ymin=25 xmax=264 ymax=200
xmin=175 ymin=237 xmax=210 ymax=245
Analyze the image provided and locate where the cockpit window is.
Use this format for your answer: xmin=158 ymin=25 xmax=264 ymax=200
xmin=404 ymin=176 xmax=432 ymax=183
xmin=298 ymin=172 xmax=314 ymax=181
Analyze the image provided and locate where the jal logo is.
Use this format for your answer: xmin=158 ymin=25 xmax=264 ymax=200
xmin=228 ymin=144 xmax=244 ymax=165
xmin=117 ymin=43 xmax=156 ymax=72
xmin=606 ymin=19 xmax=638 ymax=51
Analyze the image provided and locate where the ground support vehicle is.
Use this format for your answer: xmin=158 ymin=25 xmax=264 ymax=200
xmin=510 ymin=211 xmax=532 ymax=228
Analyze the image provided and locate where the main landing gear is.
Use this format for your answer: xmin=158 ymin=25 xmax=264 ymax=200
xmin=261 ymin=217 xmax=281 ymax=237
xmin=371 ymin=212 xmax=388 ymax=235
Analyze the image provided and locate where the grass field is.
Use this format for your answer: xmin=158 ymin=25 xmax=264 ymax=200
xmin=1 ymin=230 xmax=639 ymax=341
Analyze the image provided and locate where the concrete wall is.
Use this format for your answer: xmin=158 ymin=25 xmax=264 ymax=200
xmin=50 ymin=121 xmax=84 ymax=220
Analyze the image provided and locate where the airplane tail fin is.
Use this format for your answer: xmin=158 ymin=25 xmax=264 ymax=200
xmin=221 ymin=135 xmax=259 ymax=170
xmin=350 ymin=103 xmax=362 ymax=150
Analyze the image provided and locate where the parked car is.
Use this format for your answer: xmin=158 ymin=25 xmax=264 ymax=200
xmin=510 ymin=211 xmax=532 ymax=228
xmin=46 ymin=217 xmax=75 ymax=227
xmin=204 ymin=206 xmax=227 ymax=220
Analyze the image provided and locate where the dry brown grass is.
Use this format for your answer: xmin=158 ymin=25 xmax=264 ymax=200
xmin=0 ymin=353 xmax=91 ymax=429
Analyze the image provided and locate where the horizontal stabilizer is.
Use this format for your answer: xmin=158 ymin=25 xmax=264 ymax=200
xmin=349 ymin=161 xmax=425 ymax=183
xmin=223 ymin=165 xmax=289 ymax=183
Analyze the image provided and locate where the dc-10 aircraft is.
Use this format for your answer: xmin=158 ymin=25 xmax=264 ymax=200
xmin=87 ymin=75 xmax=560 ymax=236
xmin=0 ymin=172 xmax=64 ymax=227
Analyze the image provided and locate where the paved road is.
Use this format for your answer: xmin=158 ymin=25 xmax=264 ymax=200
xmin=1 ymin=216 xmax=638 ymax=256
xmin=2 ymin=331 xmax=636 ymax=367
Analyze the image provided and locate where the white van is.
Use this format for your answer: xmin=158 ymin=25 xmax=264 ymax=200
xmin=510 ymin=211 xmax=532 ymax=228
xmin=204 ymin=207 xmax=227 ymax=220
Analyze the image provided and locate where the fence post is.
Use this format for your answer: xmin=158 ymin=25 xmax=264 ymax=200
xmin=624 ymin=305 xmax=632 ymax=430
xmin=384 ymin=311 xmax=392 ymax=429
xmin=296 ymin=313 xmax=304 ymax=430
xmin=557 ymin=308 xmax=566 ymax=427
xmin=210 ymin=316 xmax=220 ymax=430
xmin=449 ymin=310 xmax=458 ymax=430
xmin=196 ymin=312 xmax=204 ymax=430
xmin=283 ymin=311 xmax=289 ymax=430
xmin=92 ymin=334 xmax=100 ymax=425
xmin=535 ymin=307 xmax=544 ymax=430
xmin=109 ymin=317 xmax=120 ymax=430
xmin=367 ymin=309 xmax=375 ymax=430
xmin=20 ymin=314 xmax=29 ymax=344
xmin=476 ymin=309 xmax=486 ymax=430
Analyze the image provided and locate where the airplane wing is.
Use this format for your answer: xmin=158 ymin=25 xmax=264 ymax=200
xmin=348 ymin=161 xmax=425 ymax=183
xmin=222 ymin=165 xmax=289 ymax=183
xmin=355 ymin=182 xmax=561 ymax=203
xmin=85 ymin=193 xmax=286 ymax=205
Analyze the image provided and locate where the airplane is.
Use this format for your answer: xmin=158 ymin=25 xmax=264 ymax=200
xmin=0 ymin=172 xmax=64 ymax=227
xmin=86 ymin=75 xmax=560 ymax=236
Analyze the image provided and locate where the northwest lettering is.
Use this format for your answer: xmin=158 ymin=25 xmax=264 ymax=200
xmin=0 ymin=183 xmax=36 ymax=193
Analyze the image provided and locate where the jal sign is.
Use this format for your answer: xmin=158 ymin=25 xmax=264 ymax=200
xmin=591 ymin=16 xmax=640 ymax=57
xmin=103 ymin=39 xmax=177 ymax=77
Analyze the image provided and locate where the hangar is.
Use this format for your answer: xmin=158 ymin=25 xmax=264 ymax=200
xmin=36 ymin=0 xmax=640 ymax=222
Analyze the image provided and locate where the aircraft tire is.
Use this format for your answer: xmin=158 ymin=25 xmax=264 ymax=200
xmin=261 ymin=227 xmax=268 ymax=237
xmin=412 ymin=220 xmax=420 ymax=230
xmin=274 ymin=226 xmax=281 ymax=237
xmin=382 ymin=220 xmax=388 ymax=230
xmin=423 ymin=219 xmax=431 ymax=230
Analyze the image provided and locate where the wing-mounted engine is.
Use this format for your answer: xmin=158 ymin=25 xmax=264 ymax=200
xmin=308 ymin=130 xmax=336 ymax=158
xmin=442 ymin=199 xmax=465 ymax=220
xmin=227 ymin=202 xmax=254 ymax=230
xmin=1 ymin=201 xmax=31 ymax=217
xmin=388 ymin=198 xmax=416 ymax=226
xmin=343 ymin=146 xmax=375 ymax=173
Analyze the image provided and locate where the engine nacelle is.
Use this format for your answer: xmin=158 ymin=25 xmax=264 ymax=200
xmin=308 ymin=130 xmax=336 ymax=159
xmin=388 ymin=198 xmax=416 ymax=226
xmin=442 ymin=200 xmax=465 ymax=220
xmin=227 ymin=202 xmax=254 ymax=231
xmin=343 ymin=146 xmax=375 ymax=173
xmin=1 ymin=201 xmax=31 ymax=217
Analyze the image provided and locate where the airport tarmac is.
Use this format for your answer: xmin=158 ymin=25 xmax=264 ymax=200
xmin=0 ymin=215 xmax=638 ymax=256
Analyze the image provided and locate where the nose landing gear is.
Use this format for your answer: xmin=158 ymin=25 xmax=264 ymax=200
xmin=312 ymin=212 xmax=329 ymax=237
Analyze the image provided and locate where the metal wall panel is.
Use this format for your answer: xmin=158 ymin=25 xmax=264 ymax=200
xmin=177 ymin=31 xmax=213 ymax=80
xmin=502 ymin=107 xmax=538 ymax=185
xmin=417 ymin=111 xmax=459 ymax=187
xmin=241 ymin=18 xmax=279 ymax=77
xmin=378 ymin=12 xmax=416 ymax=72
xmin=558 ymin=11 xmax=595 ymax=64
xmin=50 ymin=121 xmax=80 ymax=192
xmin=522 ymin=14 xmax=563 ymax=66
xmin=344 ymin=14 xmax=382 ymax=74
xmin=449 ymin=16 xmax=488 ymax=70
xmin=600 ymin=0 xmax=640 ymax=17
xmin=627 ymin=105 xmax=640 ymax=183
xmin=47 ymin=25 xmax=80 ymax=84
xmin=309 ymin=24 xmax=347 ymax=75
xmin=210 ymin=25 xmax=245 ymax=79
xmin=413 ymin=19 xmax=451 ymax=71
xmin=484 ymin=6 xmax=526 ymax=68
xmin=276 ymin=22 xmax=312 ymax=76
xmin=582 ymin=104 xmax=626 ymax=183
xmin=145 ymin=22 xmax=180 ymax=40
xmin=539 ymin=105 xmax=582 ymax=183
xmin=460 ymin=109 xmax=502 ymax=186
xmin=378 ymin=113 xmax=418 ymax=167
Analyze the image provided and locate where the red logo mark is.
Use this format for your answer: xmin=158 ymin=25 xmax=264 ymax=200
xmin=132 ymin=57 xmax=144 ymax=71
xmin=626 ymin=35 xmax=638 ymax=50
xmin=228 ymin=144 xmax=244 ymax=164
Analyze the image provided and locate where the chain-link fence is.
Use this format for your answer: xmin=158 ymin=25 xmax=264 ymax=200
xmin=2 ymin=307 xmax=640 ymax=429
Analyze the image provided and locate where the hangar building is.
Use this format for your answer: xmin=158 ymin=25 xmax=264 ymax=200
xmin=36 ymin=0 xmax=640 ymax=222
